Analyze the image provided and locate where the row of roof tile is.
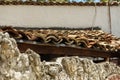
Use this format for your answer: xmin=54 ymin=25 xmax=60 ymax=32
xmin=0 ymin=1 xmax=119 ymax=6
xmin=0 ymin=26 xmax=120 ymax=52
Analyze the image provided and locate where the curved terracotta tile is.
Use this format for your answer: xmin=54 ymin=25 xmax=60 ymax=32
xmin=45 ymin=34 xmax=60 ymax=44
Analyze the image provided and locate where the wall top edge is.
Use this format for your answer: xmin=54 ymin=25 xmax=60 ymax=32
xmin=0 ymin=1 xmax=119 ymax=6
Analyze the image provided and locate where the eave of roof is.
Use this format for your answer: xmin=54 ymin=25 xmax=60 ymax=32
xmin=0 ymin=1 xmax=119 ymax=6
xmin=1 ymin=26 xmax=120 ymax=52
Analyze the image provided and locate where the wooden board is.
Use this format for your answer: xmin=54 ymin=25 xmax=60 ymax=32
xmin=17 ymin=42 xmax=117 ymax=58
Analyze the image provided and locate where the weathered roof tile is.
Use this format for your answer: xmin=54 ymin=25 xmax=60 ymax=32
xmin=0 ymin=1 xmax=119 ymax=6
xmin=1 ymin=26 xmax=120 ymax=52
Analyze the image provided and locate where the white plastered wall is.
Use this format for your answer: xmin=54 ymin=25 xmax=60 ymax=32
xmin=0 ymin=5 xmax=119 ymax=37
xmin=111 ymin=6 xmax=120 ymax=37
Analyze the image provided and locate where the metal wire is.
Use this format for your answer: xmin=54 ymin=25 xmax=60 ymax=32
xmin=108 ymin=1 xmax=112 ymax=34
xmin=92 ymin=3 xmax=97 ymax=30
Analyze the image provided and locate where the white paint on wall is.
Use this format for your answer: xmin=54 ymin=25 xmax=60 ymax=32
xmin=0 ymin=5 xmax=119 ymax=37
xmin=111 ymin=6 xmax=120 ymax=37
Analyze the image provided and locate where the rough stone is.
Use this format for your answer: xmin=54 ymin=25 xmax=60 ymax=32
xmin=0 ymin=32 xmax=42 ymax=80
xmin=0 ymin=32 xmax=120 ymax=80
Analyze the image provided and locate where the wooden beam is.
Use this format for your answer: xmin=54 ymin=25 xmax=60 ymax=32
xmin=17 ymin=42 xmax=113 ymax=58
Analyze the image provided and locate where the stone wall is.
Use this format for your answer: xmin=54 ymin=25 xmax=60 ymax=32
xmin=0 ymin=32 xmax=120 ymax=80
